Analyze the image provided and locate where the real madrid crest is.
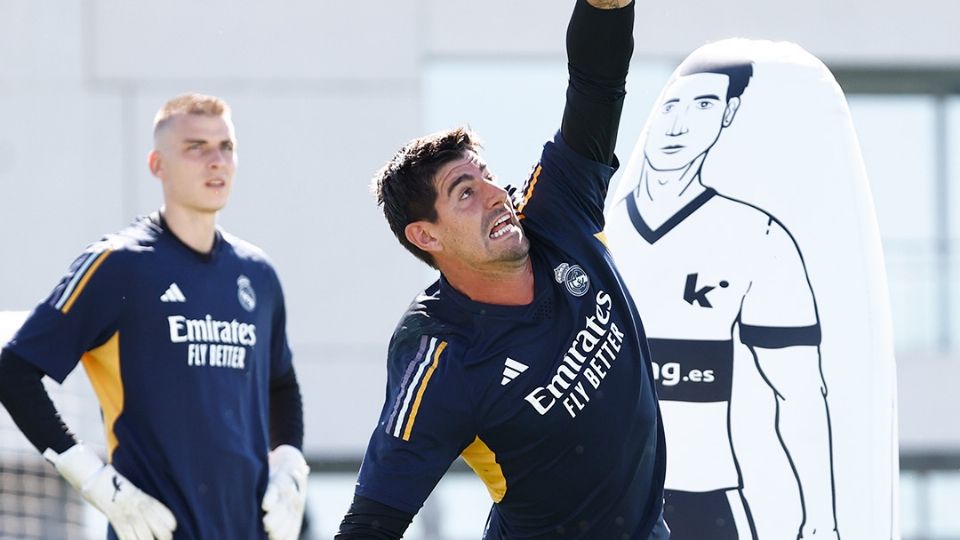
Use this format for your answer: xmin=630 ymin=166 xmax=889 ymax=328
xmin=237 ymin=275 xmax=257 ymax=312
xmin=553 ymin=262 xmax=590 ymax=297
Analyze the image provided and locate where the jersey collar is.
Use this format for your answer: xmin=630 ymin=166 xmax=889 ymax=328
xmin=151 ymin=211 xmax=224 ymax=263
xmin=626 ymin=188 xmax=716 ymax=244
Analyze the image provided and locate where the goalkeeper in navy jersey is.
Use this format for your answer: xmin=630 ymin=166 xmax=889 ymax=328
xmin=0 ymin=94 xmax=309 ymax=540
xmin=337 ymin=1 xmax=668 ymax=539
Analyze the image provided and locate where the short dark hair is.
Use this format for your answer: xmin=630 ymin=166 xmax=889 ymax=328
xmin=373 ymin=127 xmax=483 ymax=268
xmin=677 ymin=56 xmax=754 ymax=100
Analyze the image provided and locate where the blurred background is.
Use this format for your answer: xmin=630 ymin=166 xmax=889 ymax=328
xmin=0 ymin=0 xmax=958 ymax=538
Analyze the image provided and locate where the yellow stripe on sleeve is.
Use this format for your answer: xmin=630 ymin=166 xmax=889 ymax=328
xmin=461 ymin=436 xmax=507 ymax=502
xmin=402 ymin=340 xmax=447 ymax=441
xmin=81 ymin=331 xmax=124 ymax=459
xmin=516 ymin=165 xmax=542 ymax=216
xmin=594 ymin=231 xmax=609 ymax=248
xmin=61 ymin=249 xmax=112 ymax=314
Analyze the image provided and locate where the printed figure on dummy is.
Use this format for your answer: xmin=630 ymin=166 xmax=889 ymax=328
xmin=605 ymin=48 xmax=840 ymax=539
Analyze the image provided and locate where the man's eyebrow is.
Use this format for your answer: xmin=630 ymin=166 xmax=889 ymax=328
xmin=446 ymin=174 xmax=475 ymax=198
xmin=183 ymin=138 xmax=234 ymax=146
xmin=693 ymin=94 xmax=721 ymax=101
xmin=664 ymin=98 xmax=680 ymax=105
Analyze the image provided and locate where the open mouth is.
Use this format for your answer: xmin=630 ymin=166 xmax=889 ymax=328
xmin=206 ymin=178 xmax=226 ymax=188
xmin=489 ymin=213 xmax=517 ymax=239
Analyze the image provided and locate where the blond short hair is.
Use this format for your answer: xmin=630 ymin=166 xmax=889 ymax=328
xmin=153 ymin=93 xmax=232 ymax=135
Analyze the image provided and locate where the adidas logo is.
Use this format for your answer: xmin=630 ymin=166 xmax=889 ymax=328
xmin=160 ymin=283 xmax=187 ymax=303
xmin=501 ymin=358 xmax=528 ymax=386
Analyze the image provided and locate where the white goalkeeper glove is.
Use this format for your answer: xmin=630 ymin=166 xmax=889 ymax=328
xmin=261 ymin=444 xmax=310 ymax=540
xmin=44 ymin=444 xmax=177 ymax=540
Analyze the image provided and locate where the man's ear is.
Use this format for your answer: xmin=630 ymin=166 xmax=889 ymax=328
xmin=722 ymin=97 xmax=741 ymax=128
xmin=405 ymin=221 xmax=442 ymax=254
xmin=148 ymin=150 xmax=162 ymax=178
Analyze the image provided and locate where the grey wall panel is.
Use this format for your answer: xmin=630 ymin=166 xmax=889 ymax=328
xmin=91 ymin=0 xmax=421 ymax=81
xmin=125 ymin=93 xmax=165 ymax=219
xmin=0 ymin=0 xmax=85 ymax=85
xmin=0 ymin=92 xmax=125 ymax=309
xmin=898 ymin=357 xmax=960 ymax=452
xmin=630 ymin=0 xmax=959 ymax=66
xmin=424 ymin=0 xmax=567 ymax=57
xmin=424 ymin=0 xmax=960 ymax=66
xmin=297 ymin=343 xmax=390 ymax=455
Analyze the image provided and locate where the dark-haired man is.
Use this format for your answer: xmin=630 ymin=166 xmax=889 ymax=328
xmin=605 ymin=55 xmax=840 ymax=539
xmin=336 ymin=1 xmax=668 ymax=539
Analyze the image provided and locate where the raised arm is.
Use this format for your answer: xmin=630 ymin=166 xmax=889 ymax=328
xmin=562 ymin=0 xmax=636 ymax=165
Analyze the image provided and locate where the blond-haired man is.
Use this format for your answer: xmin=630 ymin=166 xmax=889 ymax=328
xmin=0 ymin=94 xmax=308 ymax=540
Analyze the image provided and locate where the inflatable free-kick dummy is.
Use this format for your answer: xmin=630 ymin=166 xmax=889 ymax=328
xmin=605 ymin=40 xmax=898 ymax=540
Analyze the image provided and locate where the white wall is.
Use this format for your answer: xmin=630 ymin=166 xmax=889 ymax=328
xmin=1 ymin=0 xmax=957 ymax=457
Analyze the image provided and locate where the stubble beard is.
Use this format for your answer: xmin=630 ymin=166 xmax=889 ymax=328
xmin=491 ymin=234 xmax=531 ymax=268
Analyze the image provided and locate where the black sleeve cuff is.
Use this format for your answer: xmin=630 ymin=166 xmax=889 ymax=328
xmin=0 ymin=348 xmax=77 ymax=454
xmin=740 ymin=324 xmax=822 ymax=349
xmin=269 ymin=366 xmax=304 ymax=450
xmin=336 ymin=495 xmax=414 ymax=540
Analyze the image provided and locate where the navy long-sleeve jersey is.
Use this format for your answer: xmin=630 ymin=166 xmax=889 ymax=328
xmin=5 ymin=213 xmax=294 ymax=540
xmin=355 ymin=134 xmax=666 ymax=539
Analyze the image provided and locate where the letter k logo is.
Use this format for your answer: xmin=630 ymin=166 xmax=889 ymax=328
xmin=684 ymin=273 xmax=715 ymax=308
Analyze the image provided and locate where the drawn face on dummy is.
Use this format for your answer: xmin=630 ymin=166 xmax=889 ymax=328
xmin=643 ymin=72 xmax=740 ymax=172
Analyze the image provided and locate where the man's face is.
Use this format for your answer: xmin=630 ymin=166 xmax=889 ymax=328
xmin=644 ymin=72 xmax=735 ymax=171
xmin=423 ymin=152 xmax=529 ymax=269
xmin=151 ymin=113 xmax=237 ymax=214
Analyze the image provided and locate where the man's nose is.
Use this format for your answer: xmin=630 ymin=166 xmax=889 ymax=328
xmin=667 ymin=109 xmax=689 ymax=136
xmin=208 ymin=148 xmax=227 ymax=168
xmin=486 ymin=182 xmax=509 ymax=208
